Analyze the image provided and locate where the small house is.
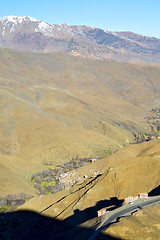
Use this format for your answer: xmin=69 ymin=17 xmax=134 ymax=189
xmin=124 ymin=196 xmax=134 ymax=204
xmin=150 ymin=136 xmax=156 ymax=140
xmin=124 ymin=196 xmax=138 ymax=204
xmin=138 ymin=193 xmax=148 ymax=198
xmin=97 ymin=208 xmax=107 ymax=217
xmin=91 ymin=158 xmax=97 ymax=163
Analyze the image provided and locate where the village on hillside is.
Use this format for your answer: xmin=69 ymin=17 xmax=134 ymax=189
xmin=134 ymin=108 xmax=160 ymax=143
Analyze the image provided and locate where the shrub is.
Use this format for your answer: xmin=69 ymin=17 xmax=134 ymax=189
xmin=6 ymin=194 xmax=16 ymax=201
xmin=17 ymin=193 xmax=27 ymax=200
xmin=0 ymin=199 xmax=7 ymax=207
xmin=0 ymin=206 xmax=9 ymax=213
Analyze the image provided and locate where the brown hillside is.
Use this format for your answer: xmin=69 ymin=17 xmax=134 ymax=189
xmin=19 ymin=140 xmax=160 ymax=219
xmin=10 ymin=140 xmax=159 ymax=240
xmin=0 ymin=48 xmax=160 ymax=196
xmin=103 ymin=203 xmax=160 ymax=240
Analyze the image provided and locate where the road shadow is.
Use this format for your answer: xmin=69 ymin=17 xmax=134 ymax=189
xmin=148 ymin=185 xmax=160 ymax=196
xmin=0 ymin=198 xmax=124 ymax=240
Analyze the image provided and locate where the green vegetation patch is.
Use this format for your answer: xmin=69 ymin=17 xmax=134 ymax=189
xmin=0 ymin=206 xmax=10 ymax=213
xmin=41 ymin=180 xmax=56 ymax=187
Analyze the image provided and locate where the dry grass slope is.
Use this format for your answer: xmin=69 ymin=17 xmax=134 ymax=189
xmin=15 ymin=140 xmax=160 ymax=239
xmin=103 ymin=204 xmax=160 ymax=240
xmin=0 ymin=47 xmax=160 ymax=196
xmin=19 ymin=140 xmax=160 ymax=218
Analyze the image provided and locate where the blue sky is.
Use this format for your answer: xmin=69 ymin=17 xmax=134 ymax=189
xmin=0 ymin=0 xmax=160 ymax=38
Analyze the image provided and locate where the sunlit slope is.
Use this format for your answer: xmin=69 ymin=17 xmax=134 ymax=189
xmin=0 ymin=48 xmax=160 ymax=109
xmin=0 ymin=48 xmax=160 ymax=196
xmin=0 ymin=86 xmax=136 ymax=196
xmin=19 ymin=140 xmax=160 ymax=220
xmin=104 ymin=203 xmax=160 ymax=240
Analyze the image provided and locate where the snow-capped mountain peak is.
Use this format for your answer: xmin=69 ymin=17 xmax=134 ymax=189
xmin=0 ymin=15 xmax=159 ymax=63
xmin=0 ymin=15 xmax=56 ymax=37
xmin=0 ymin=16 xmax=38 ymax=24
xmin=0 ymin=16 xmax=77 ymax=37
xmin=35 ymin=21 xmax=54 ymax=37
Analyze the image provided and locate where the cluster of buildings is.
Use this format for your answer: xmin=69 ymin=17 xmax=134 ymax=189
xmin=97 ymin=193 xmax=148 ymax=217
xmin=124 ymin=193 xmax=148 ymax=204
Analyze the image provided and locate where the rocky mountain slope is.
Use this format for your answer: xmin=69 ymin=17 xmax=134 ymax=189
xmin=0 ymin=47 xmax=160 ymax=197
xmin=0 ymin=16 xmax=160 ymax=63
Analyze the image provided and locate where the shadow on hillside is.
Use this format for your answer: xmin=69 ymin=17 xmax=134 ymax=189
xmin=0 ymin=198 xmax=124 ymax=240
xmin=148 ymin=185 xmax=160 ymax=196
xmin=64 ymin=197 xmax=124 ymax=227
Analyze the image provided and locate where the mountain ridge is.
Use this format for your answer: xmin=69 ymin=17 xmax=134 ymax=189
xmin=0 ymin=16 xmax=160 ymax=63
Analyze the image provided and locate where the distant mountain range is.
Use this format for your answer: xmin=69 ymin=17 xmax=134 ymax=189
xmin=0 ymin=16 xmax=160 ymax=63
